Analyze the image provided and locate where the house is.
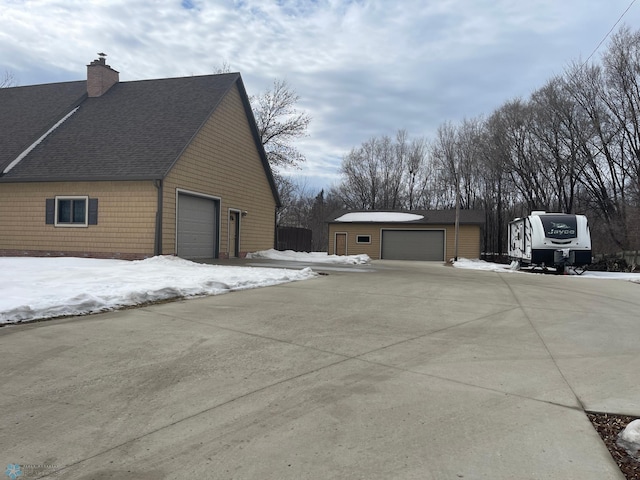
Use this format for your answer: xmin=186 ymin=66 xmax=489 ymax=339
xmin=328 ymin=210 xmax=485 ymax=261
xmin=0 ymin=56 xmax=280 ymax=260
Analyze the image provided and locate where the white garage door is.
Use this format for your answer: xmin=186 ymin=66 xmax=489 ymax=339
xmin=177 ymin=193 xmax=218 ymax=259
xmin=381 ymin=230 xmax=445 ymax=261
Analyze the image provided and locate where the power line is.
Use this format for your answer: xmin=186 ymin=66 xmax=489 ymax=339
xmin=582 ymin=0 xmax=637 ymax=65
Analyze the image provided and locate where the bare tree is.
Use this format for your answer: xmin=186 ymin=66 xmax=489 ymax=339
xmin=337 ymin=130 xmax=432 ymax=210
xmin=332 ymin=25 xmax=640 ymax=254
xmin=405 ymin=137 xmax=430 ymax=210
xmin=1 ymin=70 xmax=16 ymax=88
xmin=565 ymin=60 xmax=633 ymax=249
xmin=478 ymin=113 xmax=513 ymax=255
xmin=252 ymin=79 xmax=311 ymax=170
xmin=529 ymin=76 xmax=589 ymax=213
xmin=338 ymin=139 xmax=380 ymax=209
xmin=430 ymin=122 xmax=459 ymax=209
xmin=455 ymin=118 xmax=484 ymax=209
xmin=277 ymin=183 xmax=343 ymax=250
xmin=213 ymin=63 xmax=311 ymax=199
xmin=212 ymin=61 xmax=232 ymax=74
xmin=601 ymin=26 xmax=640 ymax=249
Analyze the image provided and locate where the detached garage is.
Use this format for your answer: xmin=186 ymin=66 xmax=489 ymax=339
xmin=328 ymin=210 xmax=485 ymax=261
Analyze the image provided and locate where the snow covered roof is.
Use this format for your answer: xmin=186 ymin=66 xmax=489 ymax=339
xmin=331 ymin=210 xmax=486 ymax=225
xmin=335 ymin=212 xmax=424 ymax=222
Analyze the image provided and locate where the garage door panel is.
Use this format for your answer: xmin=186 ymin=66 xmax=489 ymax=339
xmin=177 ymin=194 xmax=217 ymax=259
xmin=381 ymin=230 xmax=444 ymax=261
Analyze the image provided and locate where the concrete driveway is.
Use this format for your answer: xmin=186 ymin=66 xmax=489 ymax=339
xmin=1 ymin=261 xmax=638 ymax=479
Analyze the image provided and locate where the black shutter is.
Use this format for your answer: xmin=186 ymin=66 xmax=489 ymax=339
xmin=45 ymin=198 xmax=55 ymax=224
xmin=88 ymin=198 xmax=99 ymax=225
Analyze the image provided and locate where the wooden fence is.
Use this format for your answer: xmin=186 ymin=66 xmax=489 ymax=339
xmin=276 ymin=227 xmax=312 ymax=252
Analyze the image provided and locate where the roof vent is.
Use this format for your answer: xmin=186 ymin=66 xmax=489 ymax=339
xmin=87 ymin=53 xmax=119 ymax=97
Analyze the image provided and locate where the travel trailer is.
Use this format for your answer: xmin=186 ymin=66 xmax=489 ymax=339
xmin=508 ymin=211 xmax=591 ymax=271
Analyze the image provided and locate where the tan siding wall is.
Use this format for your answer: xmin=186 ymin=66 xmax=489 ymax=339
xmin=328 ymin=224 xmax=382 ymax=258
xmin=328 ymin=223 xmax=482 ymax=260
xmin=450 ymin=224 xmax=481 ymax=260
xmin=163 ymin=83 xmax=276 ymax=257
xmin=0 ymin=181 xmax=157 ymax=257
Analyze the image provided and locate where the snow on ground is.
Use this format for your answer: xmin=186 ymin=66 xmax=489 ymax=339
xmin=453 ymin=258 xmax=640 ymax=283
xmin=452 ymin=258 xmax=520 ymax=273
xmin=0 ymin=256 xmax=317 ymax=325
xmin=334 ymin=212 xmax=424 ymax=222
xmin=247 ymin=249 xmax=370 ymax=265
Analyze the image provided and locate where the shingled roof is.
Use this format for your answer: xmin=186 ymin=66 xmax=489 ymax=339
xmin=0 ymin=80 xmax=87 ymax=175
xmin=0 ymin=71 xmax=278 ymax=202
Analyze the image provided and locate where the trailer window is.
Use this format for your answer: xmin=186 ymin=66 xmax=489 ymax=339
xmin=540 ymin=215 xmax=577 ymax=239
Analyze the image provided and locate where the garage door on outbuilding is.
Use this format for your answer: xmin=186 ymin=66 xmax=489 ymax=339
xmin=327 ymin=210 xmax=485 ymax=261
xmin=177 ymin=192 xmax=219 ymax=259
xmin=381 ymin=229 xmax=444 ymax=261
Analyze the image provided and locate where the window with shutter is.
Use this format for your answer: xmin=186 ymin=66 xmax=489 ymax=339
xmin=46 ymin=196 xmax=98 ymax=227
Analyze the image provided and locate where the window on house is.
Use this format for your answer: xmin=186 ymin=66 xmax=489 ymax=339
xmin=54 ymin=196 xmax=88 ymax=226
xmin=356 ymin=235 xmax=371 ymax=244
xmin=46 ymin=197 xmax=98 ymax=226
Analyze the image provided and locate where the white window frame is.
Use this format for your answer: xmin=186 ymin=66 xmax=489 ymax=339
xmin=356 ymin=234 xmax=371 ymax=244
xmin=54 ymin=196 xmax=89 ymax=227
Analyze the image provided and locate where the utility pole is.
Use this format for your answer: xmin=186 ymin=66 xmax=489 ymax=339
xmin=454 ymin=172 xmax=460 ymax=262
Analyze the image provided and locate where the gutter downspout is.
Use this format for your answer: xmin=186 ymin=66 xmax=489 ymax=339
xmin=274 ymin=206 xmax=280 ymax=250
xmin=154 ymin=179 xmax=163 ymax=256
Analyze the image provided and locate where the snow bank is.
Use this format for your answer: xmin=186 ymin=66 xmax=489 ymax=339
xmin=334 ymin=212 xmax=423 ymax=222
xmin=247 ymin=249 xmax=370 ymax=265
xmin=452 ymin=257 xmax=640 ymax=283
xmin=452 ymin=258 xmax=519 ymax=273
xmin=0 ymin=256 xmax=317 ymax=324
xmin=576 ymin=271 xmax=640 ymax=283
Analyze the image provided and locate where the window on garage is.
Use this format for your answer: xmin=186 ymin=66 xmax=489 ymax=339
xmin=356 ymin=234 xmax=371 ymax=244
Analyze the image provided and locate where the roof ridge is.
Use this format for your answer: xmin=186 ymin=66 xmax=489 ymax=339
xmin=116 ymin=72 xmax=241 ymax=85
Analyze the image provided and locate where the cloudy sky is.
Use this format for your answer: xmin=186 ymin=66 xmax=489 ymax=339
xmin=1 ymin=0 xmax=639 ymax=190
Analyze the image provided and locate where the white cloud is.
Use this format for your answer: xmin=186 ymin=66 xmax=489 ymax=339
xmin=2 ymin=0 xmax=639 ymax=189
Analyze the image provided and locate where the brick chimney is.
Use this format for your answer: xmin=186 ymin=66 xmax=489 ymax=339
xmin=87 ymin=53 xmax=119 ymax=97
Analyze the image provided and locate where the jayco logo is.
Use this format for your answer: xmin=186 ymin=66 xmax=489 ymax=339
xmin=4 ymin=464 xmax=22 ymax=479
xmin=549 ymin=222 xmax=575 ymax=236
